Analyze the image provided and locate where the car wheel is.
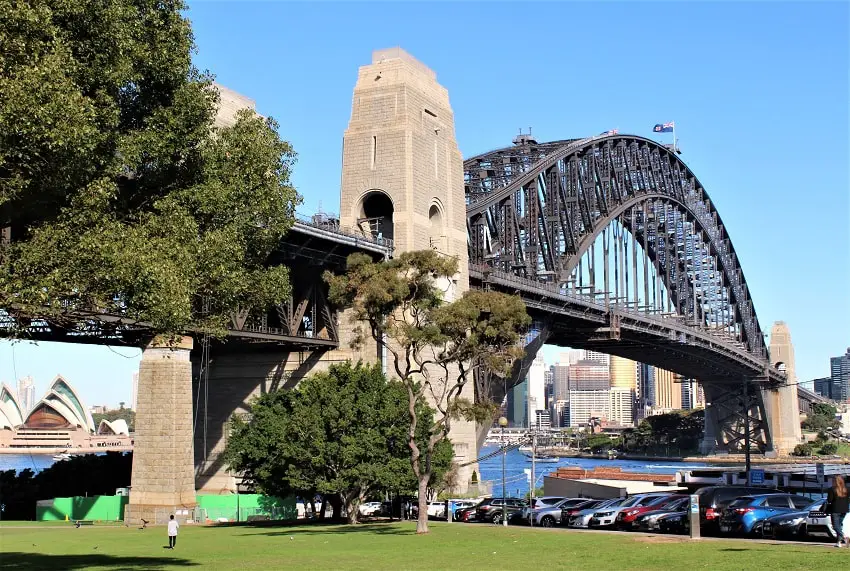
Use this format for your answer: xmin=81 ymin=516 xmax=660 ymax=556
xmin=492 ymin=512 xmax=502 ymax=525
xmin=541 ymin=516 xmax=556 ymax=527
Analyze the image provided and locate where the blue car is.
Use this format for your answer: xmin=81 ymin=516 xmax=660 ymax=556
xmin=718 ymin=493 xmax=815 ymax=536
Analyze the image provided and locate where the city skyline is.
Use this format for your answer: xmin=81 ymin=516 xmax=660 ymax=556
xmin=0 ymin=1 xmax=847 ymax=406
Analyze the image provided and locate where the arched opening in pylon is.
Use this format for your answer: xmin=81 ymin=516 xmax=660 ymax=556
xmin=428 ymin=202 xmax=444 ymax=251
xmin=357 ymin=190 xmax=394 ymax=243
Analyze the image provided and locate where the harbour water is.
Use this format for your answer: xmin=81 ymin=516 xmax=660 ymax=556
xmin=477 ymin=445 xmax=708 ymax=498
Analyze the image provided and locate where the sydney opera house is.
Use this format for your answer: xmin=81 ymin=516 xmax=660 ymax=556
xmin=0 ymin=376 xmax=132 ymax=454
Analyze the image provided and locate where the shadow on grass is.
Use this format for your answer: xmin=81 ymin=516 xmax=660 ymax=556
xmin=238 ymin=521 xmax=413 ymax=538
xmin=0 ymin=553 xmax=197 ymax=570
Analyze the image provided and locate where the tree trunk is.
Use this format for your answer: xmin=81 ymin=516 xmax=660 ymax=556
xmin=343 ymin=489 xmax=364 ymax=524
xmin=416 ymin=475 xmax=430 ymax=534
xmin=319 ymin=496 xmax=328 ymax=520
xmin=330 ymin=494 xmax=342 ymax=520
xmin=308 ymin=498 xmax=317 ymax=519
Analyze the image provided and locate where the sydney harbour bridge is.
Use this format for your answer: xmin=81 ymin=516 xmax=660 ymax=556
xmin=0 ymin=47 xmax=817 ymax=521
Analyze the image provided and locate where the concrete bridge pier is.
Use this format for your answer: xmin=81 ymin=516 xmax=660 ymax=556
xmin=125 ymin=336 xmax=197 ymax=525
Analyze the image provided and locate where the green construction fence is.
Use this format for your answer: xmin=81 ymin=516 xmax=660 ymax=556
xmin=36 ymin=495 xmax=129 ymax=521
xmin=35 ymin=493 xmax=295 ymax=522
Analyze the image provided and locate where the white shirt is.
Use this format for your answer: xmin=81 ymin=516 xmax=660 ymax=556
xmin=168 ymin=520 xmax=179 ymax=536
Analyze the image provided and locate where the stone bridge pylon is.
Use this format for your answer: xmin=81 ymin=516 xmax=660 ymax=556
xmin=338 ymin=47 xmax=480 ymax=487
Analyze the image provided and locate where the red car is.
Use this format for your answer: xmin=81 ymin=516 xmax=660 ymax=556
xmin=616 ymin=495 xmax=686 ymax=530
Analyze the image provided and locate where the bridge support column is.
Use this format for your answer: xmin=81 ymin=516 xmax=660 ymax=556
xmin=125 ymin=336 xmax=196 ymax=525
xmin=762 ymin=384 xmax=800 ymax=455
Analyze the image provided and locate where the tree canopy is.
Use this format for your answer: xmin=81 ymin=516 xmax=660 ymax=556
xmin=325 ymin=250 xmax=531 ymax=532
xmin=0 ymin=0 xmax=299 ymax=336
xmin=224 ymin=361 xmax=452 ymax=523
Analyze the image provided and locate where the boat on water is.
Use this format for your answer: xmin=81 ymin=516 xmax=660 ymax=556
xmin=522 ymin=453 xmax=560 ymax=463
xmin=52 ymin=452 xmax=71 ymax=461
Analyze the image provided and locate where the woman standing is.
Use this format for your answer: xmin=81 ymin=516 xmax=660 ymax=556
xmin=827 ymin=475 xmax=849 ymax=548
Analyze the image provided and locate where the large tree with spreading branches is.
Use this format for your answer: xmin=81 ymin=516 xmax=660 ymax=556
xmin=0 ymin=0 xmax=298 ymax=337
xmin=224 ymin=361 xmax=453 ymax=523
xmin=326 ymin=250 xmax=531 ymax=533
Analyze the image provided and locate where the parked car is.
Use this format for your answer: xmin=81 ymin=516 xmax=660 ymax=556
xmin=476 ymin=497 xmax=526 ymax=524
xmin=616 ymin=494 xmax=686 ymax=530
xmin=719 ymin=493 xmax=814 ymax=536
xmin=805 ymin=500 xmax=837 ymax=540
xmin=455 ymin=501 xmax=483 ymax=522
xmin=634 ymin=497 xmax=691 ymax=532
xmin=657 ymin=509 xmax=690 ymax=534
xmin=561 ymin=498 xmax=627 ymax=527
xmin=530 ymin=498 xmax=597 ymax=527
xmin=761 ymin=507 xmax=812 ymax=540
xmin=518 ymin=496 xmax=566 ymax=521
xmin=589 ymin=493 xmax=670 ymax=528
xmin=693 ymin=486 xmax=770 ymax=535
xmin=447 ymin=500 xmax=477 ymax=520
xmin=359 ymin=501 xmax=382 ymax=516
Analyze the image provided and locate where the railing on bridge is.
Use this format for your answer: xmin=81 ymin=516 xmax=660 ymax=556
xmin=293 ymin=212 xmax=393 ymax=251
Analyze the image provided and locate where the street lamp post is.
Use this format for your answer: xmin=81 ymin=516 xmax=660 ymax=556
xmin=499 ymin=416 xmax=508 ymax=527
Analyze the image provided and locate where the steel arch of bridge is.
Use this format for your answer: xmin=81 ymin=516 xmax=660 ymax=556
xmin=465 ymin=134 xmax=768 ymax=361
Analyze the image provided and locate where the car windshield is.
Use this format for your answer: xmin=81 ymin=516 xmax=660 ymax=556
xmin=645 ymin=495 xmax=673 ymax=506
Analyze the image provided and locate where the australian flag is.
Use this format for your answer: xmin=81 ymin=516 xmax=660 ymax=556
xmin=600 ymin=129 xmax=618 ymax=136
xmin=653 ymin=121 xmax=675 ymax=133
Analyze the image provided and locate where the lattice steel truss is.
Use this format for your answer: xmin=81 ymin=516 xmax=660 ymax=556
xmin=466 ymin=134 xmax=768 ymax=361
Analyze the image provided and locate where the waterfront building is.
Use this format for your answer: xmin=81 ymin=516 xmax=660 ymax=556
xmin=551 ymin=399 xmax=569 ymax=428
xmin=567 ymin=390 xmax=609 ymax=428
xmin=0 ymin=384 xmax=24 ymax=430
xmin=16 ymin=376 xmax=35 ymax=415
xmin=534 ymin=409 xmax=551 ymax=430
xmin=636 ymin=363 xmax=655 ymax=420
xmin=0 ymin=376 xmax=132 ymax=453
xmin=608 ymin=388 xmax=635 ymax=426
xmin=831 ymin=348 xmax=850 ymax=403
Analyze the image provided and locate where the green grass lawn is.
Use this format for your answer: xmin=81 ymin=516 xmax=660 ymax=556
xmin=1 ymin=521 xmax=848 ymax=570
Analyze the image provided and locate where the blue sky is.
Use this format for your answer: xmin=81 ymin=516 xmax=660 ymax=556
xmin=2 ymin=1 xmax=847 ymax=406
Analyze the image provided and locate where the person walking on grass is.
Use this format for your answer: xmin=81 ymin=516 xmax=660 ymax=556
xmin=827 ymin=475 xmax=849 ymax=548
xmin=167 ymin=514 xmax=179 ymax=549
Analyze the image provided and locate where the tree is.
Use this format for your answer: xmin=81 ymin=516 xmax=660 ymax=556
xmin=224 ymin=361 xmax=452 ymax=524
xmin=326 ymin=250 xmax=531 ymax=533
xmin=802 ymin=403 xmax=840 ymax=433
xmin=0 ymin=0 xmax=299 ymax=337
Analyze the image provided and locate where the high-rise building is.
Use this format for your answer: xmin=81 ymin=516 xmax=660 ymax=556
xmin=637 ymin=363 xmax=655 ymax=414
xmin=570 ymin=360 xmax=609 ymax=391
xmin=830 ymin=348 xmax=850 ymax=403
xmin=551 ymin=400 xmax=569 ymax=428
xmin=130 ymin=372 xmax=139 ymax=411
xmin=567 ymin=390 xmax=610 ymax=427
xmin=544 ymin=367 xmax=554 ymax=409
xmin=813 ymin=377 xmax=836 ymax=400
xmin=608 ymin=388 xmax=635 ymax=426
xmin=552 ymin=364 xmax=570 ymax=402
xmin=652 ymin=368 xmax=682 ymax=411
xmin=559 ymin=350 xmax=583 ymax=366
xmin=16 ymin=376 xmax=35 ymax=414
xmin=506 ymin=379 xmax=527 ymax=427
xmin=526 ymin=355 xmax=546 ymax=425
xmin=582 ymin=350 xmax=609 ymax=365
xmin=534 ymin=409 xmax=551 ymax=430
xmin=609 ymin=356 xmax=637 ymax=391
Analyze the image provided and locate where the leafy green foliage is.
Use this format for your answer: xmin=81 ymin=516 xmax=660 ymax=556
xmin=224 ymin=361 xmax=451 ymax=523
xmin=620 ymin=410 xmax=705 ymax=455
xmin=792 ymin=443 xmax=814 ymax=457
xmin=325 ymin=250 xmax=531 ymax=532
xmin=0 ymin=0 xmax=299 ymax=336
xmin=819 ymin=442 xmax=838 ymax=456
xmin=802 ymin=403 xmax=840 ymax=433
xmin=91 ymin=407 xmax=136 ymax=432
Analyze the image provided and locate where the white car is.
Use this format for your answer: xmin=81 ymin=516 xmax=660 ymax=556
xmin=568 ymin=497 xmax=626 ymax=528
xmin=359 ymin=502 xmax=383 ymax=516
xmin=426 ymin=501 xmax=446 ymax=519
xmin=805 ymin=500 xmax=837 ymax=540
